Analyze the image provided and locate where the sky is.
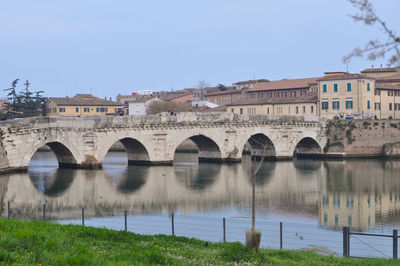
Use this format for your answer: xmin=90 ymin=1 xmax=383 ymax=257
xmin=0 ymin=0 xmax=399 ymax=99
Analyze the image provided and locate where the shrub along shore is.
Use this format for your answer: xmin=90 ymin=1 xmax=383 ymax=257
xmin=0 ymin=219 xmax=397 ymax=265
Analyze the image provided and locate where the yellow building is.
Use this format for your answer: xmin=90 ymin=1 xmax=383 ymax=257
xmin=228 ymin=94 xmax=318 ymax=116
xmin=45 ymin=94 xmax=123 ymax=116
xmin=374 ymin=83 xmax=400 ymax=119
xmin=318 ymin=72 xmax=376 ymax=119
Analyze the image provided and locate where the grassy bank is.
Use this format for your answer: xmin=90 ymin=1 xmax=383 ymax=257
xmin=0 ymin=219 xmax=397 ymax=265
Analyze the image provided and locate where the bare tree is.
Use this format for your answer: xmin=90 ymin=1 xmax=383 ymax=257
xmin=146 ymin=100 xmax=189 ymax=115
xmin=195 ymin=80 xmax=210 ymax=89
xmin=344 ymin=0 xmax=400 ymax=66
xmin=244 ymin=136 xmax=272 ymax=252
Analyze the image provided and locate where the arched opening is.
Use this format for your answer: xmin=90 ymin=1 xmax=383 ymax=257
xmin=29 ymin=168 xmax=76 ymax=197
xmin=104 ymin=138 xmax=150 ymax=166
xmin=242 ymin=133 xmax=276 ymax=160
xmin=173 ymin=135 xmax=222 ymax=163
xmin=28 ymin=142 xmax=78 ymax=169
xmin=293 ymin=137 xmax=322 ymax=159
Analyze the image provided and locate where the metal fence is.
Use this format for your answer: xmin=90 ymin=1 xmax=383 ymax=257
xmin=3 ymin=202 xmax=399 ymax=260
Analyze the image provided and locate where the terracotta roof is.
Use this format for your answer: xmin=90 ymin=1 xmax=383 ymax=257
xmin=361 ymin=67 xmax=398 ymax=73
xmin=317 ymin=73 xmax=373 ymax=81
xmin=375 ymin=83 xmax=400 ymax=90
xmin=48 ymin=94 xmax=122 ymax=106
xmin=376 ymin=73 xmax=400 ymax=82
xmin=234 ymin=79 xmax=269 ymax=85
xmin=205 ymin=89 xmax=241 ymax=97
xmin=159 ymin=92 xmax=193 ymax=101
xmin=248 ymin=77 xmax=321 ymax=92
xmin=228 ymin=93 xmax=318 ymax=106
xmin=200 ymin=105 xmax=228 ymax=112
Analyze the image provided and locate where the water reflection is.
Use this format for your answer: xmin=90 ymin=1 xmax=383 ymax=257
xmin=174 ymin=162 xmax=221 ymax=190
xmin=2 ymin=151 xmax=400 ymax=232
xmin=240 ymin=156 xmax=276 ymax=186
xmin=29 ymin=169 xmax=76 ymax=197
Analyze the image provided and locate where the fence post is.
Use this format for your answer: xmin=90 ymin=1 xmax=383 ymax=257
xmin=7 ymin=201 xmax=10 ymax=219
xmin=171 ymin=213 xmax=175 ymax=236
xmin=393 ymin=229 xmax=398 ymax=260
xmin=280 ymin=222 xmax=283 ymax=250
xmin=223 ymin=218 xmax=226 ymax=242
xmin=82 ymin=207 xmax=85 ymax=226
xmin=343 ymin=227 xmax=350 ymax=257
xmin=43 ymin=204 xmax=46 ymax=220
xmin=124 ymin=210 xmax=127 ymax=232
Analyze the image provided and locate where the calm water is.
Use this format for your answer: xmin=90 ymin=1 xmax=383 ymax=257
xmin=2 ymin=151 xmax=400 ymax=257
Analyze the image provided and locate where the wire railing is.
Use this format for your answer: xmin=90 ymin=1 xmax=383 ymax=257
xmin=2 ymin=201 xmax=399 ymax=260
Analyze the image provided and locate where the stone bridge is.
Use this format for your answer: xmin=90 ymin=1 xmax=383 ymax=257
xmin=0 ymin=113 xmax=327 ymax=173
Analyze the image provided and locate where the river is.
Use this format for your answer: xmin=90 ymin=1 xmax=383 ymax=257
xmin=2 ymin=150 xmax=400 ymax=257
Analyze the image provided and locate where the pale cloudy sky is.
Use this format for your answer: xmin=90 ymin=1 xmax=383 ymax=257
xmin=0 ymin=0 xmax=398 ymax=98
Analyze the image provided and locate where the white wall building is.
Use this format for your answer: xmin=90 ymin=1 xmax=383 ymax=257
xmin=190 ymin=100 xmax=219 ymax=108
xmin=128 ymin=98 xmax=159 ymax=116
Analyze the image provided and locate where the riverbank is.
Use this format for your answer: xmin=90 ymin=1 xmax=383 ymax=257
xmin=0 ymin=219 xmax=396 ymax=265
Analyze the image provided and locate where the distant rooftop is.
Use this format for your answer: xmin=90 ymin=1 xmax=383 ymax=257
xmin=48 ymin=94 xmax=122 ymax=106
xmin=248 ymin=77 xmax=320 ymax=92
xmin=361 ymin=67 xmax=399 ymax=73
xmin=228 ymin=93 xmax=318 ymax=106
xmin=317 ymin=73 xmax=373 ymax=81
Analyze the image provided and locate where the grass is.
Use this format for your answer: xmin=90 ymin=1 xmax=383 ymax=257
xmin=0 ymin=219 xmax=398 ymax=265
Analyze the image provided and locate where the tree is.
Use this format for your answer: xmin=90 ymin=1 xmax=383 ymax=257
xmin=217 ymin=84 xmax=228 ymax=91
xmin=243 ymin=135 xmax=272 ymax=252
xmin=195 ymin=80 xmax=210 ymax=89
xmin=344 ymin=0 xmax=400 ymax=66
xmin=2 ymin=79 xmax=47 ymax=120
xmin=146 ymin=100 xmax=189 ymax=115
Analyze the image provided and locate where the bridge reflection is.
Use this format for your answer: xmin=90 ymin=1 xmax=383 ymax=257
xmin=2 ymin=153 xmax=400 ymax=232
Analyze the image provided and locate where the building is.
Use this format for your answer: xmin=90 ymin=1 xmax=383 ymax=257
xmin=189 ymin=99 xmax=218 ymax=109
xmin=233 ymin=79 xmax=269 ymax=90
xmin=45 ymin=94 xmax=123 ymax=116
xmin=205 ymin=87 xmax=241 ymax=106
xmin=361 ymin=66 xmax=399 ymax=79
xmin=245 ymin=77 xmax=320 ymax=100
xmin=228 ymin=93 xmax=318 ymax=116
xmin=128 ymin=97 xmax=159 ymax=116
xmin=159 ymin=92 xmax=196 ymax=104
xmin=317 ymin=73 xmax=376 ymax=119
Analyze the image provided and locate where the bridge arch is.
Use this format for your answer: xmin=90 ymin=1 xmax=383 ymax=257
xmin=103 ymin=137 xmax=151 ymax=165
xmin=29 ymin=168 xmax=76 ymax=197
xmin=241 ymin=133 xmax=277 ymax=160
xmin=292 ymin=137 xmax=323 ymax=158
xmin=23 ymin=140 xmax=80 ymax=168
xmin=173 ymin=134 xmax=222 ymax=163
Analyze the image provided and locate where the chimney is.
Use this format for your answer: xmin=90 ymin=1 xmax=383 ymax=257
xmin=104 ymin=96 xmax=107 ymax=100
xmin=372 ymin=65 xmax=374 ymax=69
xmin=380 ymin=64 xmax=383 ymax=69
xmin=109 ymin=97 xmax=112 ymax=101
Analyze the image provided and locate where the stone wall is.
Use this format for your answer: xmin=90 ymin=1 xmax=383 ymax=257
xmin=324 ymin=120 xmax=400 ymax=157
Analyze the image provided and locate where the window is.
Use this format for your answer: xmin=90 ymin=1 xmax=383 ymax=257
xmin=274 ymin=92 xmax=280 ymax=98
xmin=296 ymin=106 xmax=299 ymax=114
xmin=332 ymin=99 xmax=340 ymax=110
xmin=53 ymin=108 xmax=57 ymax=113
xmin=59 ymin=107 xmax=65 ymax=112
xmin=389 ymin=103 xmax=392 ymax=111
xmin=367 ymin=83 xmax=370 ymax=91
xmin=84 ymin=107 xmax=90 ymax=112
xmin=347 ymin=83 xmax=352 ymax=91
xmin=303 ymin=106 xmax=306 ymax=114
xmin=324 ymin=214 xmax=328 ymax=226
xmin=267 ymin=93 xmax=272 ymax=98
xmin=75 ymin=107 xmax=79 ymax=112
xmin=323 ymin=84 xmax=327 ymax=93
xmin=47 ymin=108 xmax=51 ymax=113
xmin=345 ymin=99 xmax=353 ymax=109
xmin=375 ymin=89 xmax=380 ymax=96
xmin=322 ymin=195 xmax=329 ymax=206
xmin=240 ymin=108 xmax=243 ymax=114
xmin=335 ymin=215 xmax=339 ymax=227
xmin=311 ymin=106 xmax=314 ymax=113
xmin=322 ymin=100 xmax=329 ymax=110
xmin=375 ymin=103 xmax=381 ymax=110
xmin=348 ymin=216 xmax=352 ymax=227
xmin=231 ymin=108 xmax=234 ymax=113
xmin=334 ymin=83 xmax=338 ymax=92
xmin=367 ymin=100 xmax=371 ymax=109
xmin=267 ymin=107 xmax=270 ymax=114
xmin=333 ymin=194 xmax=340 ymax=207
xmin=388 ymin=91 xmax=394 ymax=96
xmin=346 ymin=197 xmax=354 ymax=208
xmin=96 ymin=107 xmax=108 ymax=112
